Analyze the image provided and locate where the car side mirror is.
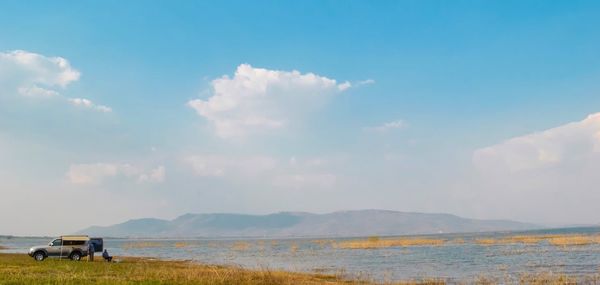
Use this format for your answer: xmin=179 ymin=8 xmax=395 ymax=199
xmin=48 ymin=243 xmax=53 ymax=246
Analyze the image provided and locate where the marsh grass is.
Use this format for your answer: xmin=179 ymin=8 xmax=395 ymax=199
xmin=121 ymin=241 xmax=165 ymax=249
xmin=547 ymin=235 xmax=597 ymax=246
xmin=312 ymin=239 xmax=334 ymax=248
xmin=474 ymin=234 xmax=600 ymax=247
xmin=174 ymin=241 xmax=199 ymax=248
xmin=519 ymin=272 xmax=578 ymax=285
xmin=475 ymin=239 xmax=497 ymax=245
xmin=232 ymin=241 xmax=251 ymax=251
xmin=290 ymin=242 xmax=299 ymax=254
xmin=336 ymin=238 xmax=445 ymax=249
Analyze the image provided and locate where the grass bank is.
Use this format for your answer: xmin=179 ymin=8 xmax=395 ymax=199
xmin=0 ymin=253 xmax=440 ymax=285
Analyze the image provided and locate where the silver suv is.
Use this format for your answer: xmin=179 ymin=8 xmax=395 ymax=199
xmin=28 ymin=235 xmax=103 ymax=261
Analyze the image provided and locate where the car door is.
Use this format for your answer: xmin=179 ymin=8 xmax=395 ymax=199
xmin=46 ymin=239 xmax=63 ymax=257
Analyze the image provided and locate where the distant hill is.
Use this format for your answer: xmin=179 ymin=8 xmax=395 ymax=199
xmin=78 ymin=210 xmax=538 ymax=238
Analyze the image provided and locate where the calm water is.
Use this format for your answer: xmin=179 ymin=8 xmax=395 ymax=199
xmin=2 ymin=227 xmax=600 ymax=283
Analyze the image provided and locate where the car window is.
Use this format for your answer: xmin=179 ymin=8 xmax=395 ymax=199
xmin=51 ymin=239 xmax=62 ymax=246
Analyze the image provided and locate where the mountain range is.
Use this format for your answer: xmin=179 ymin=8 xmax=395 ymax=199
xmin=77 ymin=210 xmax=539 ymax=238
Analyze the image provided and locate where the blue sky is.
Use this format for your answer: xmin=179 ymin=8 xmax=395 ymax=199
xmin=1 ymin=1 xmax=600 ymax=235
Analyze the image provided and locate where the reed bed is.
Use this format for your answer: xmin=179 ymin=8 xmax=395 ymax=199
xmin=121 ymin=241 xmax=164 ymax=249
xmin=336 ymin=237 xmax=445 ymax=249
xmin=174 ymin=241 xmax=197 ymax=248
xmin=290 ymin=242 xmax=299 ymax=253
xmin=475 ymin=234 xmax=600 ymax=247
xmin=547 ymin=235 xmax=595 ymax=246
xmin=518 ymin=272 xmax=578 ymax=285
xmin=475 ymin=239 xmax=497 ymax=245
xmin=231 ymin=241 xmax=252 ymax=251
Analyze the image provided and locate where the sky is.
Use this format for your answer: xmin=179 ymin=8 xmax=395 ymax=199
xmin=1 ymin=0 xmax=600 ymax=236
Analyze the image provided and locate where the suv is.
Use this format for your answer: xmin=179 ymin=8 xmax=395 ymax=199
xmin=28 ymin=235 xmax=103 ymax=261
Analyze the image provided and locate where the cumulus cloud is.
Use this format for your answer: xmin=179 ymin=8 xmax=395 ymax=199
xmin=0 ymin=50 xmax=80 ymax=97
xmin=0 ymin=50 xmax=112 ymax=112
xmin=365 ymin=120 xmax=408 ymax=132
xmin=464 ymin=112 xmax=600 ymax=224
xmin=187 ymin=64 xmax=351 ymax=138
xmin=473 ymin=113 xmax=600 ymax=172
xmin=66 ymin=163 xmax=166 ymax=185
xmin=68 ymin=98 xmax=113 ymax=113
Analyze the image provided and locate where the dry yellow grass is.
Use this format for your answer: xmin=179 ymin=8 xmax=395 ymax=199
xmin=519 ymin=272 xmax=578 ymax=285
xmin=547 ymin=235 xmax=592 ymax=246
xmin=0 ymin=253 xmax=447 ymax=285
xmin=474 ymin=234 xmax=600 ymax=247
xmin=312 ymin=239 xmax=334 ymax=247
xmin=449 ymin=238 xmax=465 ymax=244
xmin=175 ymin=241 xmax=193 ymax=248
xmin=501 ymin=235 xmax=546 ymax=244
xmin=290 ymin=242 xmax=299 ymax=253
xmin=475 ymin=238 xmax=497 ymax=245
xmin=336 ymin=237 xmax=445 ymax=249
xmin=121 ymin=241 xmax=164 ymax=249
xmin=476 ymin=235 xmax=550 ymax=245
xmin=232 ymin=241 xmax=252 ymax=251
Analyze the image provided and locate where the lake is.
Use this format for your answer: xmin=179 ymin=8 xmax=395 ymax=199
xmin=2 ymin=227 xmax=600 ymax=283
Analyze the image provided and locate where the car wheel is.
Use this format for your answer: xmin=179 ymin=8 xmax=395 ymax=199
xmin=34 ymin=252 xmax=45 ymax=261
xmin=70 ymin=252 xmax=81 ymax=261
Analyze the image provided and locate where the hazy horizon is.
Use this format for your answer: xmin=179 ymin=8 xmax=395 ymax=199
xmin=2 ymin=1 xmax=600 ymax=236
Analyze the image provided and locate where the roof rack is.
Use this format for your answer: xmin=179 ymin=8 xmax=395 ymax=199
xmin=60 ymin=235 xmax=90 ymax=241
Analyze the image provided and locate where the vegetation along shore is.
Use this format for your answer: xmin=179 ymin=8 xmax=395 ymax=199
xmin=1 ymin=252 xmax=599 ymax=285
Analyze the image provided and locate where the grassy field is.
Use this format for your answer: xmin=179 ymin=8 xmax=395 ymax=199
xmin=0 ymin=253 xmax=443 ymax=285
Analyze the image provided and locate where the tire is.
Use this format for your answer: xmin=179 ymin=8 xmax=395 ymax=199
xmin=70 ymin=251 xmax=81 ymax=261
xmin=33 ymin=251 xmax=46 ymax=261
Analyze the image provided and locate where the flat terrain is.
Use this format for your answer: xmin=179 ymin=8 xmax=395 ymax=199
xmin=0 ymin=252 xmax=593 ymax=284
xmin=0 ymin=253 xmax=433 ymax=285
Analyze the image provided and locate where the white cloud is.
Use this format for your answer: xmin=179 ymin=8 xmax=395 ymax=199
xmin=137 ymin=166 xmax=166 ymax=183
xmin=365 ymin=120 xmax=408 ymax=132
xmin=67 ymin=163 xmax=165 ymax=185
xmin=186 ymin=154 xmax=337 ymax=190
xmin=0 ymin=50 xmax=80 ymax=98
xmin=68 ymin=98 xmax=113 ymax=113
xmin=272 ymin=173 xmax=337 ymax=189
xmin=1 ymin=50 xmax=112 ymax=112
xmin=18 ymin=86 xmax=60 ymax=97
xmin=187 ymin=64 xmax=350 ymax=138
xmin=356 ymin=79 xmax=375 ymax=86
xmin=473 ymin=113 xmax=600 ymax=172
xmin=186 ymin=155 xmax=277 ymax=177
xmin=464 ymin=112 xmax=600 ymax=224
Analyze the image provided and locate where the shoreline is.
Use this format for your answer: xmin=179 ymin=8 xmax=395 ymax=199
xmin=1 ymin=252 xmax=597 ymax=285
xmin=0 ymin=253 xmax=399 ymax=285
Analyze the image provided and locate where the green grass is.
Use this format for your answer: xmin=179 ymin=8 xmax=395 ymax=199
xmin=0 ymin=253 xmax=444 ymax=285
